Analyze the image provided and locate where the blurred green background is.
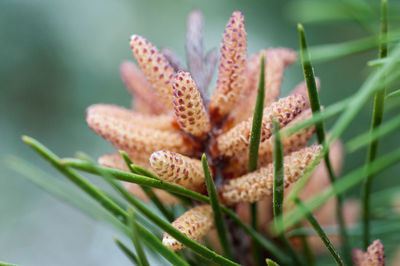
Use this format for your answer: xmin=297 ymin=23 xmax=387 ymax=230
xmin=1 ymin=0 xmax=399 ymax=265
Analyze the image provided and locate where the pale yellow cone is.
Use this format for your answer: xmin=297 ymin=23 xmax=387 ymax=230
xmin=353 ymin=240 xmax=385 ymax=266
xmin=209 ymin=11 xmax=247 ymax=121
xmin=150 ymin=150 xmax=205 ymax=192
xmin=129 ymin=35 xmax=175 ymax=109
xmin=216 ymin=94 xmax=307 ymax=157
xmin=120 ymin=61 xmax=167 ymax=114
xmin=221 ymin=145 xmax=322 ymax=206
xmin=162 ymin=205 xmax=214 ymax=251
xmin=172 ymin=71 xmax=210 ymax=138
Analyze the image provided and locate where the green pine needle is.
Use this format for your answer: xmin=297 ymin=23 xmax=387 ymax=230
xmin=298 ymin=23 xmax=350 ymax=261
xmin=202 ymin=154 xmax=233 ymax=260
xmin=99 ymin=169 xmax=238 ymax=266
xmin=361 ymin=0 xmax=388 ymax=250
xmin=22 ymin=136 xmax=128 ymax=222
xmin=272 ymin=120 xmax=284 ymax=223
xmin=114 ymin=237 xmax=139 ymax=264
xmin=294 ymin=198 xmax=344 ymax=266
xmin=272 ymin=120 xmax=304 ymax=266
xmin=22 ymin=136 xmax=187 ymax=266
xmin=247 ymin=55 xmax=265 ymax=266
xmin=248 ymin=55 xmax=265 ymax=173
xmin=0 ymin=262 xmax=21 ymax=266
xmin=130 ymin=164 xmax=160 ymax=180
xmin=298 ymin=23 xmax=337 ymax=185
xmin=328 ymin=42 xmax=400 ymax=147
xmin=266 ymin=258 xmax=280 ymax=266
xmin=283 ymin=97 xmax=350 ymax=138
xmin=298 ymin=224 xmax=314 ymax=266
xmin=286 ymin=218 xmax=400 ymax=238
xmin=276 ymin=147 xmax=400 ymax=233
xmin=298 ymin=23 xmax=326 ymax=146
xmin=306 ymin=29 xmax=400 ymax=63
xmin=347 ymin=114 xmax=400 ymax=152
xmin=120 ymin=151 xmax=174 ymax=222
xmin=386 ymin=89 xmax=400 ymax=98
xmin=129 ymin=162 xmax=193 ymax=206
xmin=368 ymin=57 xmax=400 ymax=67
xmin=128 ymin=209 xmax=150 ymax=266
xmin=285 ymin=41 xmax=400 ymax=208
xmin=5 ymin=155 xmax=129 ymax=235
xmin=60 ymin=152 xmax=288 ymax=263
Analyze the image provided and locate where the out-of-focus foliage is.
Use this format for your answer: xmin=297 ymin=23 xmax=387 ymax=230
xmin=1 ymin=0 xmax=400 ymax=265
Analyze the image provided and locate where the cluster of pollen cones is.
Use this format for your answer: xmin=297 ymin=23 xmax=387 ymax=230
xmin=86 ymin=10 xmax=360 ymax=256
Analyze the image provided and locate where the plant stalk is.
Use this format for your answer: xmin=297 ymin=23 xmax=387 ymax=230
xmin=272 ymin=120 xmax=304 ymax=266
xmin=247 ymin=55 xmax=265 ymax=265
xmin=202 ymin=154 xmax=233 ymax=260
xmin=295 ymin=198 xmax=344 ymax=266
xmin=120 ymin=151 xmax=174 ymax=222
xmin=298 ymin=23 xmax=350 ymax=262
xmin=361 ymin=0 xmax=388 ymax=250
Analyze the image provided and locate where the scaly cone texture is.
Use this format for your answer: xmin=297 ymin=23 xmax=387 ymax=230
xmin=222 ymin=79 xmax=317 ymax=178
xmin=162 ymin=205 xmax=214 ymax=251
xmin=235 ymin=139 xmax=355 ymax=240
xmin=209 ymin=11 xmax=247 ymax=121
xmin=216 ymin=94 xmax=307 ymax=157
xmin=98 ymin=153 xmax=180 ymax=205
xmin=130 ymin=35 xmax=175 ymax=109
xmin=150 ymin=150 xmax=206 ymax=192
xmin=87 ymin=104 xmax=176 ymax=132
xmin=223 ymin=108 xmax=315 ymax=178
xmin=86 ymin=111 xmax=197 ymax=162
xmin=353 ymin=240 xmax=385 ymax=266
xmin=120 ymin=61 xmax=167 ymax=115
xmin=220 ymin=145 xmax=322 ymax=206
xmin=258 ymin=108 xmax=315 ymax=156
xmin=291 ymin=77 xmax=320 ymax=110
xmin=85 ymin=10 xmax=339 ymax=255
xmin=172 ymin=71 xmax=211 ymax=138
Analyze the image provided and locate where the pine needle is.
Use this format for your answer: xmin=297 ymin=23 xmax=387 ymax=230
xmin=202 ymin=154 xmax=233 ymax=260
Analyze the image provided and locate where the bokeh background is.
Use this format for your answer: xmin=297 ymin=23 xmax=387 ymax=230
xmin=1 ymin=0 xmax=399 ymax=265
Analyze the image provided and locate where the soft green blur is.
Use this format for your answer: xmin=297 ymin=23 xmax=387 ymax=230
xmin=1 ymin=0 xmax=399 ymax=265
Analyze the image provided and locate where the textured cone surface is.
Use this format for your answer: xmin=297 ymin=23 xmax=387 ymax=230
xmin=150 ymin=150 xmax=205 ymax=192
xmin=130 ymin=35 xmax=175 ymax=108
xmin=290 ymin=78 xmax=320 ymax=109
xmin=86 ymin=111 xmax=195 ymax=159
xmin=87 ymin=104 xmax=175 ymax=131
xmin=120 ymin=61 xmax=167 ymax=114
xmin=223 ymin=108 xmax=315 ymax=178
xmin=162 ymin=205 xmax=214 ymax=251
xmin=98 ymin=153 xmax=179 ymax=205
xmin=209 ymin=11 xmax=247 ymax=121
xmin=258 ymin=108 xmax=315 ymax=156
xmin=220 ymin=145 xmax=322 ymax=205
xmin=172 ymin=71 xmax=211 ymax=138
xmin=298 ymin=138 xmax=343 ymax=200
xmin=353 ymin=240 xmax=385 ymax=266
xmin=217 ymin=94 xmax=307 ymax=157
